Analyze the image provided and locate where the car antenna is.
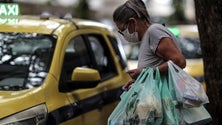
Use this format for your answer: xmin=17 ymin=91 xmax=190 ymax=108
xmin=63 ymin=13 xmax=79 ymax=29
xmin=40 ymin=11 xmax=51 ymax=20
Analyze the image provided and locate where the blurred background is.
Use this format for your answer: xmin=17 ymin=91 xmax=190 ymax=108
xmin=7 ymin=0 xmax=197 ymax=47
xmin=5 ymin=0 xmax=200 ymax=70
xmin=1 ymin=0 xmax=201 ymax=75
xmin=4 ymin=0 xmax=196 ymax=26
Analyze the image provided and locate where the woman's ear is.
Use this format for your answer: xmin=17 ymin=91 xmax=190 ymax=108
xmin=128 ymin=18 xmax=137 ymax=33
xmin=128 ymin=18 xmax=137 ymax=26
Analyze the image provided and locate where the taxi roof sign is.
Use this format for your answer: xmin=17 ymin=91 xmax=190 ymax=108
xmin=0 ymin=4 xmax=20 ymax=16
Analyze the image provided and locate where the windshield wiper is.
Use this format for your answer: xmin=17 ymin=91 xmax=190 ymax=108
xmin=0 ymin=85 xmax=26 ymax=91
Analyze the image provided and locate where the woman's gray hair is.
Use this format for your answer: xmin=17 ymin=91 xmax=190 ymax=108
xmin=113 ymin=0 xmax=150 ymax=24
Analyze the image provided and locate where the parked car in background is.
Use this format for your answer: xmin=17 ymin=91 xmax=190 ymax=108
xmin=0 ymin=4 xmax=130 ymax=125
xmin=126 ymin=25 xmax=206 ymax=90
xmin=174 ymin=25 xmax=205 ymax=88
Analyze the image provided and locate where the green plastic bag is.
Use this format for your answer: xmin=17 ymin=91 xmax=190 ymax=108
xmin=156 ymin=68 xmax=180 ymax=125
xmin=108 ymin=69 xmax=148 ymax=125
xmin=108 ymin=68 xmax=162 ymax=125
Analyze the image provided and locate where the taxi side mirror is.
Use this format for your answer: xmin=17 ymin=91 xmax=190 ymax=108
xmin=60 ymin=67 xmax=101 ymax=92
xmin=71 ymin=67 xmax=101 ymax=83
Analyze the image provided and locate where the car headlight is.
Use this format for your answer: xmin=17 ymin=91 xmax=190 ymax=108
xmin=0 ymin=104 xmax=47 ymax=125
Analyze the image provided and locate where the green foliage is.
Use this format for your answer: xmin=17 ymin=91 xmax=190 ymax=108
xmin=167 ymin=0 xmax=190 ymax=25
xmin=73 ymin=0 xmax=91 ymax=19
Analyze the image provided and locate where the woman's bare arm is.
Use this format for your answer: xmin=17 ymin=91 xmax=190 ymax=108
xmin=155 ymin=37 xmax=186 ymax=72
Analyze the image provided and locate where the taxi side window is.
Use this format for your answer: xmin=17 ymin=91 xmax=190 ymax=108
xmin=61 ymin=34 xmax=117 ymax=84
xmin=108 ymin=36 xmax=127 ymax=70
xmin=88 ymin=34 xmax=117 ymax=80
xmin=62 ymin=36 xmax=92 ymax=81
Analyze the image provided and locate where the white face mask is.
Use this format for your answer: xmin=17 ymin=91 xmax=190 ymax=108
xmin=121 ymin=27 xmax=139 ymax=43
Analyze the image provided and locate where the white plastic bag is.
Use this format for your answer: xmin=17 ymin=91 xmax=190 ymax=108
xmin=167 ymin=60 xmax=209 ymax=107
xmin=180 ymin=106 xmax=212 ymax=125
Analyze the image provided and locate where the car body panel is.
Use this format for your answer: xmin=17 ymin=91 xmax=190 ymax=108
xmin=0 ymin=16 xmax=66 ymax=34
xmin=0 ymin=88 xmax=44 ymax=117
xmin=183 ymin=59 xmax=204 ymax=77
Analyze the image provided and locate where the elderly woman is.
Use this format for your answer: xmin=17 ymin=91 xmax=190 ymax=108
xmin=113 ymin=0 xmax=186 ymax=88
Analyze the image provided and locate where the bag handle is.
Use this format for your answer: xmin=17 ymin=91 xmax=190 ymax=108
xmin=168 ymin=60 xmax=182 ymax=73
xmin=133 ymin=68 xmax=149 ymax=86
xmin=120 ymin=68 xmax=150 ymax=99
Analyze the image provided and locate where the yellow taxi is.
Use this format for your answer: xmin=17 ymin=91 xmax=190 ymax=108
xmin=127 ymin=25 xmax=206 ymax=90
xmin=0 ymin=4 xmax=130 ymax=125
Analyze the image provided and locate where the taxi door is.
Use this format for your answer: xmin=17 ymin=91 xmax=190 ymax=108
xmin=58 ymin=29 xmax=127 ymax=125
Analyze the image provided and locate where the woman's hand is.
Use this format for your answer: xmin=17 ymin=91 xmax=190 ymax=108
xmin=122 ymin=79 xmax=135 ymax=91
xmin=127 ymin=68 xmax=142 ymax=79
xmin=122 ymin=68 xmax=142 ymax=91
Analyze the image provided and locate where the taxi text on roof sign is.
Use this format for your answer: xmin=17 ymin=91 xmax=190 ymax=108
xmin=0 ymin=4 xmax=19 ymax=16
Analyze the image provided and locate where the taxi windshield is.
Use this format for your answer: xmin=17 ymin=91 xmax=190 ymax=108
xmin=0 ymin=33 xmax=56 ymax=91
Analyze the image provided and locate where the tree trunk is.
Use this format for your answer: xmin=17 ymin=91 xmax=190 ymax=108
xmin=194 ymin=0 xmax=222 ymax=124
